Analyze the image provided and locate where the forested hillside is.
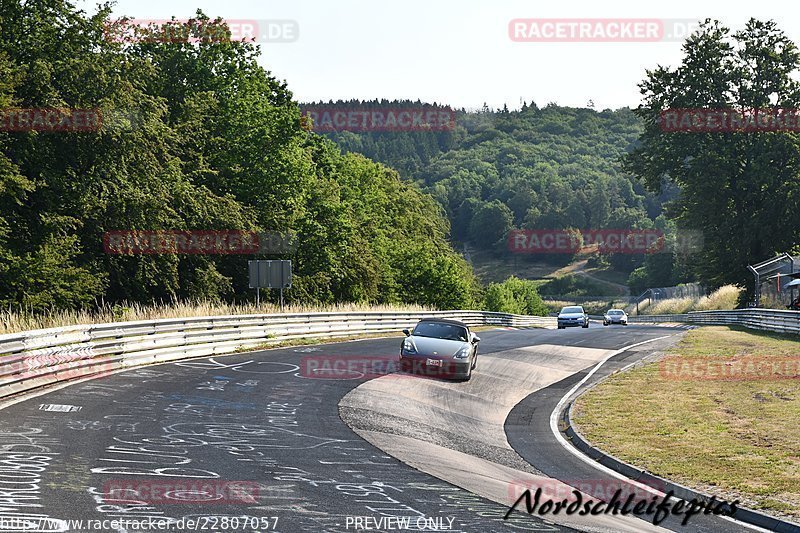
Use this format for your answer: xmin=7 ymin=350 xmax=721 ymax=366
xmin=310 ymin=20 xmax=800 ymax=299
xmin=313 ymin=103 xmax=662 ymax=229
xmin=311 ymin=101 xmax=685 ymax=283
xmin=0 ymin=4 xmax=478 ymax=312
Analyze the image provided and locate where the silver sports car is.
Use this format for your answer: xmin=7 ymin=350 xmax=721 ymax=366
xmin=603 ymin=309 xmax=629 ymax=326
xmin=399 ymin=318 xmax=480 ymax=381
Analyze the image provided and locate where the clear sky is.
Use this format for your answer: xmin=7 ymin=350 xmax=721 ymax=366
xmin=75 ymin=0 xmax=795 ymax=111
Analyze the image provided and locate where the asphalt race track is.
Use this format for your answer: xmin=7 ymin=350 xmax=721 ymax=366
xmin=0 ymin=324 xmax=763 ymax=533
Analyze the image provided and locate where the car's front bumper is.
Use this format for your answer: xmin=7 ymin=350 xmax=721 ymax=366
xmin=399 ymin=354 xmax=470 ymax=378
xmin=558 ymin=319 xmax=586 ymax=327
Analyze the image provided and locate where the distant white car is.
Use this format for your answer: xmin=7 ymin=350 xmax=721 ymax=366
xmin=603 ymin=309 xmax=628 ymax=326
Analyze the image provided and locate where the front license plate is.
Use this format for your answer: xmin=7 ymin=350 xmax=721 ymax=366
xmin=426 ymin=358 xmax=442 ymax=367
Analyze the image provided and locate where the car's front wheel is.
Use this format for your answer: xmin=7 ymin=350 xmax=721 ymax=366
xmin=461 ymin=361 xmax=473 ymax=381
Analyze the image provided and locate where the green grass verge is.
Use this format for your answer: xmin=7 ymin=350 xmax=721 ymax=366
xmin=572 ymin=326 xmax=800 ymax=518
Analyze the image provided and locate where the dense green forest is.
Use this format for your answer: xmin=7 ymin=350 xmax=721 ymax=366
xmin=307 ymin=101 xmax=692 ymax=286
xmin=309 ymin=18 xmax=800 ymax=299
xmin=0 ymin=3 xmax=478 ymax=312
xmin=3 ymin=4 xmax=798 ymax=316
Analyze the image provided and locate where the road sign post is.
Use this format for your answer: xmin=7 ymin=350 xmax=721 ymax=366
xmin=248 ymin=260 xmax=292 ymax=310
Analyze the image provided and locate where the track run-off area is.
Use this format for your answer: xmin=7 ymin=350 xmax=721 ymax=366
xmin=0 ymin=323 xmax=766 ymax=533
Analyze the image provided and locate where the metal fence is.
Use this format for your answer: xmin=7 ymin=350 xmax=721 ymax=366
xmin=749 ymin=253 xmax=799 ymax=307
xmin=0 ymin=310 xmax=555 ymax=400
xmin=758 ymin=273 xmax=800 ymax=308
xmin=629 ymin=309 xmax=800 ymax=335
xmin=629 ymin=283 xmax=706 ymax=314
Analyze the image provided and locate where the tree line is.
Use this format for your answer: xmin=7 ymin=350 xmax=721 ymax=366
xmin=314 ymin=20 xmax=800 ymax=301
xmin=0 ymin=2 xmax=479 ymax=312
xmin=4 ymin=5 xmax=796 ymax=315
xmin=314 ymin=101 xmax=691 ymax=287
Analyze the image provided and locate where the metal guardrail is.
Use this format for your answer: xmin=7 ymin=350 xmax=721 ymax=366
xmin=628 ymin=309 xmax=800 ymax=335
xmin=628 ymin=314 xmax=690 ymax=323
xmin=0 ymin=310 xmax=555 ymax=399
xmin=689 ymin=309 xmax=800 ymax=334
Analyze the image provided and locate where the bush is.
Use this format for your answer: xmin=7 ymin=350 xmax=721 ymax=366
xmin=627 ymin=267 xmax=649 ymax=295
xmin=483 ymin=276 xmax=548 ymax=316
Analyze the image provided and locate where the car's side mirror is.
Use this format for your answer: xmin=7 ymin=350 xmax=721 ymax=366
xmin=472 ymin=335 xmax=481 ymax=344
xmin=403 ymin=329 xmax=411 ymax=337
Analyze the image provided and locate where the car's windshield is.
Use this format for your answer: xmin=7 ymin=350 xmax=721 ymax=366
xmin=561 ymin=307 xmax=584 ymax=314
xmin=608 ymin=310 xmax=624 ymax=315
xmin=412 ymin=322 xmax=468 ymax=341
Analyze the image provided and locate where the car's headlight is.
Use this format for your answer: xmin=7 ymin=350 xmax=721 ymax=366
xmin=402 ymin=339 xmax=416 ymax=354
xmin=454 ymin=346 xmax=470 ymax=359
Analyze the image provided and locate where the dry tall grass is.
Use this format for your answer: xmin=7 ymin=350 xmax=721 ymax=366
xmin=648 ymin=297 xmax=695 ymax=315
xmin=694 ymin=285 xmax=743 ymax=311
xmin=640 ymin=285 xmax=743 ymax=315
xmin=0 ymin=301 xmax=435 ymax=336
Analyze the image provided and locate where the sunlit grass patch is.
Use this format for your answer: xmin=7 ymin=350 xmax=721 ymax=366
xmin=572 ymin=326 xmax=800 ymax=518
